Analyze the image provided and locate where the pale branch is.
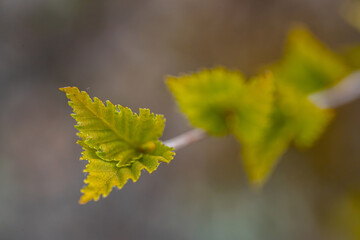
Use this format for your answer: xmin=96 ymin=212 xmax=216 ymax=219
xmin=308 ymin=70 xmax=360 ymax=109
xmin=165 ymin=71 xmax=360 ymax=151
xmin=163 ymin=128 xmax=207 ymax=150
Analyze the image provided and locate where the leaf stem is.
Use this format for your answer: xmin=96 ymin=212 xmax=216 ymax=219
xmin=163 ymin=128 xmax=207 ymax=150
xmin=165 ymin=71 xmax=360 ymax=151
xmin=309 ymin=70 xmax=360 ymax=109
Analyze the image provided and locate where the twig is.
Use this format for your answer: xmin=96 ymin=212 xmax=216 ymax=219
xmin=165 ymin=71 xmax=360 ymax=151
xmin=309 ymin=70 xmax=360 ymax=109
xmin=163 ymin=128 xmax=207 ymax=150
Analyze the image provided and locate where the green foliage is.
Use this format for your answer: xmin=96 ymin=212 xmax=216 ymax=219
xmin=241 ymin=85 xmax=333 ymax=185
xmin=167 ymin=69 xmax=276 ymax=184
xmin=60 ymin=87 xmax=174 ymax=204
xmin=231 ymin=73 xmax=275 ymax=145
xmin=167 ymin=68 xmax=247 ymax=136
xmin=270 ymin=26 xmax=351 ymax=94
xmin=62 ymin=25 xmax=357 ymax=201
xmin=167 ymin=67 xmax=274 ymax=143
xmin=167 ymin=66 xmax=334 ymax=185
xmin=241 ymin=27 xmax=346 ymax=184
xmin=167 ymin=27 xmax=343 ymax=185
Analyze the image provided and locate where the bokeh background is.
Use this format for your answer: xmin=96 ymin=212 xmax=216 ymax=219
xmin=1 ymin=0 xmax=360 ymax=239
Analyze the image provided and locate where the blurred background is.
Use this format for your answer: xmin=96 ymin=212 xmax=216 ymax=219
xmin=1 ymin=0 xmax=360 ymax=239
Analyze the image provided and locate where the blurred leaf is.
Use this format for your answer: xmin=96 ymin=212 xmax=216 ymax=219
xmin=167 ymin=67 xmax=246 ymax=136
xmin=271 ymin=26 xmax=351 ymax=94
xmin=167 ymin=67 xmax=274 ymax=141
xmin=243 ymin=26 xmax=350 ymax=185
xmin=167 ymin=66 xmax=334 ymax=186
xmin=61 ymin=87 xmax=174 ymax=204
xmin=231 ymin=72 xmax=275 ymax=145
xmin=242 ymin=85 xmax=333 ymax=185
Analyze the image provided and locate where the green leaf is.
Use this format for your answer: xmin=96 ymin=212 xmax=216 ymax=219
xmin=167 ymin=67 xmax=274 ymax=141
xmin=167 ymin=68 xmax=292 ymax=185
xmin=270 ymin=26 xmax=351 ymax=94
xmin=242 ymin=27 xmax=347 ymax=185
xmin=78 ymin=141 xmax=173 ymax=204
xmin=167 ymin=67 xmax=246 ymax=136
xmin=242 ymin=85 xmax=333 ymax=186
xmin=231 ymin=72 xmax=275 ymax=145
xmin=60 ymin=87 xmax=175 ymax=204
xmin=283 ymin=87 xmax=334 ymax=148
xmin=167 ymin=65 xmax=334 ymax=187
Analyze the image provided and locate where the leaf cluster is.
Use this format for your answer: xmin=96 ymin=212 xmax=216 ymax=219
xmin=167 ymin=26 xmax=353 ymax=185
xmin=62 ymin=26 xmax=359 ymax=203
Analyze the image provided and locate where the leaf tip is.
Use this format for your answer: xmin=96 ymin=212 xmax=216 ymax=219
xmin=249 ymin=178 xmax=266 ymax=191
xmin=59 ymin=86 xmax=79 ymax=93
xmin=78 ymin=198 xmax=87 ymax=205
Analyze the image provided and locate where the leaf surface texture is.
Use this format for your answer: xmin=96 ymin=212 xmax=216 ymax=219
xmin=61 ymin=87 xmax=174 ymax=204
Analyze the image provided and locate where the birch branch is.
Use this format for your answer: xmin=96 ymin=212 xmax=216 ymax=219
xmin=308 ymin=70 xmax=360 ymax=109
xmin=165 ymin=71 xmax=360 ymax=151
xmin=164 ymin=128 xmax=206 ymax=150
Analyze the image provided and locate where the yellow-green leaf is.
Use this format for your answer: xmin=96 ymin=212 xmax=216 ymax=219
xmin=78 ymin=141 xmax=173 ymax=204
xmin=167 ymin=65 xmax=334 ymax=187
xmin=60 ymin=87 xmax=175 ymax=204
xmin=242 ymin=85 xmax=333 ymax=186
xmin=271 ymin=26 xmax=351 ymax=94
xmin=167 ymin=67 xmax=274 ymax=141
xmin=231 ymin=72 xmax=275 ymax=145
